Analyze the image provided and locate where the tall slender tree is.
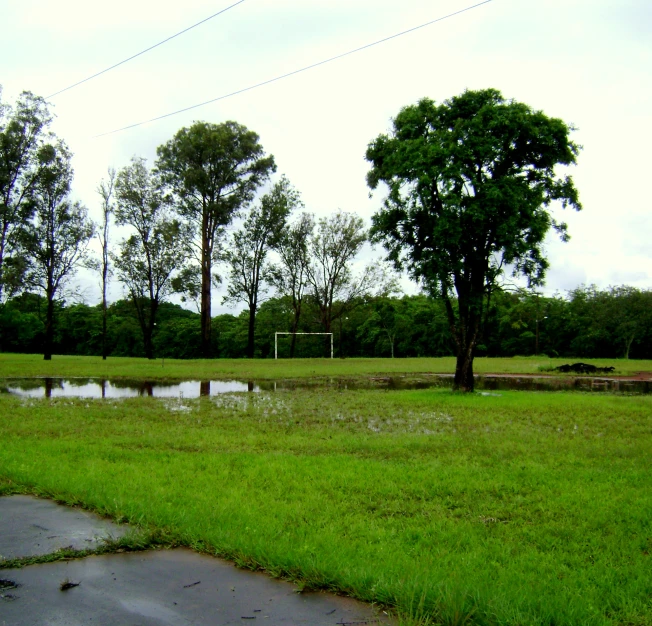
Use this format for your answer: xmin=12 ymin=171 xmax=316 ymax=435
xmin=156 ymin=121 xmax=275 ymax=357
xmin=113 ymin=157 xmax=192 ymax=360
xmin=270 ymin=212 xmax=314 ymax=357
xmin=20 ymin=140 xmax=94 ymax=360
xmin=0 ymin=89 xmax=52 ymax=301
xmin=96 ymin=168 xmax=115 ymax=360
xmin=306 ymin=211 xmax=392 ymax=347
xmin=223 ymin=176 xmax=301 ymax=358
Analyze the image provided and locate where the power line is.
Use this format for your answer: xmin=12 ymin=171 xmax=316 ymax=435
xmin=96 ymin=0 xmax=493 ymax=137
xmin=46 ymin=0 xmax=245 ymax=99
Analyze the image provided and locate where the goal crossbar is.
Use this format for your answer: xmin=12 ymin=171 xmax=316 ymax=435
xmin=274 ymin=332 xmax=333 ymax=359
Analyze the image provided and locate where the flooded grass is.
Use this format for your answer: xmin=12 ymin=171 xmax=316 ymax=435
xmin=2 ymin=373 xmax=650 ymax=399
xmin=1 ymin=353 xmax=651 ymax=381
xmin=1 ymin=388 xmax=651 ymax=625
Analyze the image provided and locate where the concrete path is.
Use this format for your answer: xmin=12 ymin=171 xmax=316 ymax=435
xmin=0 ymin=495 xmax=129 ymax=560
xmin=0 ymin=496 xmax=393 ymax=625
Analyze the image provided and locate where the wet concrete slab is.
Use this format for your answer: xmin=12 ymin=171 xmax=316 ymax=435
xmin=1 ymin=549 xmax=391 ymax=625
xmin=0 ymin=495 xmax=129 ymax=560
xmin=0 ymin=497 xmax=393 ymax=625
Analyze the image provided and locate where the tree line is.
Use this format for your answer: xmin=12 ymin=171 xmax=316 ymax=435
xmin=0 ymin=91 xmax=391 ymax=361
xmin=6 ymin=86 xmax=631 ymax=388
xmin=2 ymin=286 xmax=651 ymax=360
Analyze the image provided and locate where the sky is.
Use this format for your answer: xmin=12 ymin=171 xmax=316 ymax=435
xmin=1 ymin=0 xmax=651 ymax=313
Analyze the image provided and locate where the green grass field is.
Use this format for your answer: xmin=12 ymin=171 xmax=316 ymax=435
xmin=1 ymin=376 xmax=651 ymax=625
xmin=1 ymin=353 xmax=651 ymax=380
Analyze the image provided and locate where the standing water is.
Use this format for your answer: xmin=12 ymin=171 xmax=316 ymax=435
xmin=0 ymin=375 xmax=650 ymax=398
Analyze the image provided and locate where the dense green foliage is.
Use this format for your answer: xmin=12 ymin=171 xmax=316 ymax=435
xmin=1 ymin=285 xmax=651 ymax=360
xmin=1 ymin=389 xmax=650 ymax=625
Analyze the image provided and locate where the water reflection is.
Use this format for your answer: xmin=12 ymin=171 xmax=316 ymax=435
xmin=0 ymin=375 xmax=649 ymax=399
xmin=1 ymin=378 xmax=259 ymax=399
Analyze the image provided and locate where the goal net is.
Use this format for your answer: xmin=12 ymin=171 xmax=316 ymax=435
xmin=274 ymin=332 xmax=333 ymax=359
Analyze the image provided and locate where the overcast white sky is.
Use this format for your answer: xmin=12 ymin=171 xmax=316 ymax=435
xmin=2 ymin=0 xmax=651 ymax=312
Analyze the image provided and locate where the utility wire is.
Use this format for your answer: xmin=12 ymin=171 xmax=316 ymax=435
xmin=47 ymin=0 xmax=245 ymax=99
xmin=96 ymin=0 xmax=492 ymax=137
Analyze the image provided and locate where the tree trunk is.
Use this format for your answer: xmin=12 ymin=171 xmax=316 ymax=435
xmin=289 ymin=304 xmax=301 ymax=358
xmin=43 ymin=290 xmax=55 ymax=361
xmin=444 ymin=272 xmax=484 ymax=392
xmin=338 ymin=316 xmax=344 ymax=359
xmin=246 ymin=303 xmax=256 ymax=358
xmin=624 ymin=334 xmax=635 ymax=360
xmin=200 ymin=241 xmax=212 ymax=358
xmin=143 ymin=327 xmax=154 ymax=360
xmin=323 ymin=315 xmax=332 ymax=357
xmin=452 ymin=313 xmax=481 ymax=392
xmin=289 ymin=325 xmax=297 ymax=358
xmin=453 ymin=347 xmax=475 ymax=392
xmin=102 ymin=303 xmax=107 ymax=360
xmin=143 ymin=299 xmax=158 ymax=360
xmin=101 ymin=257 xmax=108 ymax=360
xmin=0 ymin=233 xmax=7 ymax=304
xmin=0 ymin=240 xmax=5 ymax=353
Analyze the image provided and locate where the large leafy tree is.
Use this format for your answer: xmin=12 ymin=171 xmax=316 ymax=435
xmin=156 ymin=121 xmax=276 ymax=357
xmin=366 ymin=89 xmax=581 ymax=391
xmin=20 ymin=141 xmax=94 ymax=360
xmin=113 ymin=157 xmax=192 ymax=360
xmin=0 ymin=89 xmax=53 ymax=301
xmin=223 ymin=176 xmax=301 ymax=358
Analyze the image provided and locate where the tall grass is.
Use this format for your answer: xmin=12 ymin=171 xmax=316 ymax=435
xmin=1 ymin=389 xmax=651 ymax=625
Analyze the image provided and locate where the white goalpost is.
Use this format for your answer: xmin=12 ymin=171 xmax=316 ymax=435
xmin=274 ymin=332 xmax=333 ymax=359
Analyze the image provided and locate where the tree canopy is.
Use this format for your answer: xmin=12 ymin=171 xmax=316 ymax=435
xmin=366 ymin=89 xmax=582 ymax=390
xmin=270 ymin=212 xmax=314 ymax=357
xmin=0 ymin=90 xmax=53 ymax=301
xmin=113 ymin=157 xmax=192 ymax=359
xmin=308 ymin=211 xmax=371 ymax=336
xmin=223 ymin=176 xmax=301 ymax=358
xmin=20 ymin=140 xmax=94 ymax=360
xmin=156 ymin=121 xmax=276 ymax=357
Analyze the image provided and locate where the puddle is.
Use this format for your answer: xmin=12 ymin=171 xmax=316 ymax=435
xmin=473 ymin=375 xmax=651 ymax=394
xmin=0 ymin=378 xmax=259 ymax=399
xmin=0 ymin=375 xmax=650 ymax=398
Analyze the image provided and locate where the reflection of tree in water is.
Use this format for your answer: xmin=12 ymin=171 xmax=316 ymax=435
xmin=66 ymin=378 xmax=93 ymax=387
xmin=2 ymin=375 xmax=651 ymax=399
xmin=5 ymin=378 xmax=60 ymax=392
xmin=138 ymin=381 xmax=154 ymax=397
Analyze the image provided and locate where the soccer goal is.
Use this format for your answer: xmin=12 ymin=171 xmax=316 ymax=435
xmin=274 ymin=332 xmax=333 ymax=359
